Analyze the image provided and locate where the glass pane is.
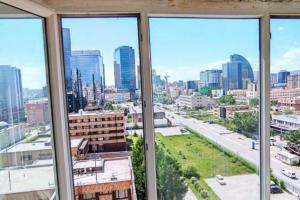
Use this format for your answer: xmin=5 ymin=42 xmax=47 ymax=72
xmin=270 ymin=18 xmax=300 ymax=200
xmin=149 ymin=18 xmax=260 ymax=200
xmin=0 ymin=2 xmax=56 ymax=200
xmin=61 ymin=17 xmax=146 ymax=200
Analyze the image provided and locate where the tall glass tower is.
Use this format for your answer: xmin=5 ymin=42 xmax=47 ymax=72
xmin=0 ymin=65 xmax=25 ymax=124
xmin=114 ymin=46 xmax=136 ymax=92
xmin=62 ymin=28 xmax=73 ymax=92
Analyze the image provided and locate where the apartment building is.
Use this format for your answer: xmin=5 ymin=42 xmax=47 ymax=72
xmin=213 ymin=105 xmax=255 ymax=119
xmin=277 ymin=97 xmax=300 ymax=112
xmin=68 ymin=111 xmax=126 ymax=152
xmin=270 ymin=88 xmax=300 ymax=100
xmin=176 ymin=93 xmax=212 ymax=109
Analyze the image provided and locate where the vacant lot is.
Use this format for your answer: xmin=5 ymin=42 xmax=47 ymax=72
xmin=156 ymin=132 xmax=256 ymax=200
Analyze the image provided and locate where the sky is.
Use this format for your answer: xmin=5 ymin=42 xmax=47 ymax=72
xmin=1 ymin=17 xmax=300 ymax=89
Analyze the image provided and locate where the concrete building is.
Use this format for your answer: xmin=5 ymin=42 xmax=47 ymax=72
xmin=105 ymin=92 xmax=131 ymax=103
xmin=213 ymin=105 xmax=255 ymax=119
xmin=270 ymin=88 xmax=300 ymax=100
xmin=287 ymin=74 xmax=300 ymax=89
xmin=68 ymin=111 xmax=126 ymax=152
xmin=277 ymin=97 xmax=300 ymax=112
xmin=176 ymin=93 xmax=212 ymax=109
xmin=0 ymin=137 xmax=53 ymax=167
xmin=73 ymin=155 xmax=135 ymax=200
xmin=26 ymin=99 xmax=49 ymax=125
xmin=0 ymin=123 xmax=25 ymax=150
xmin=128 ymin=106 xmax=165 ymax=123
xmin=271 ymin=114 xmax=300 ymax=133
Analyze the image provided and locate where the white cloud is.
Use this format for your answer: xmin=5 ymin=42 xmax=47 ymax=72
xmin=277 ymin=26 xmax=285 ymax=31
xmin=273 ymin=47 xmax=300 ymax=72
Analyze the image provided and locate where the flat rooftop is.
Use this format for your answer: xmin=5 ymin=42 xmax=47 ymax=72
xmin=71 ymin=138 xmax=83 ymax=148
xmin=73 ymin=159 xmax=104 ymax=169
xmin=69 ymin=111 xmax=123 ymax=117
xmin=0 ymin=165 xmax=55 ymax=194
xmin=73 ymin=157 xmax=132 ymax=186
xmin=272 ymin=114 xmax=300 ymax=125
xmin=2 ymin=142 xmax=52 ymax=153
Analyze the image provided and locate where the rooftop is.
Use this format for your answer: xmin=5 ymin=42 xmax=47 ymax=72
xmin=129 ymin=106 xmax=163 ymax=114
xmin=69 ymin=110 xmax=123 ymax=117
xmin=0 ymin=165 xmax=55 ymax=194
xmin=71 ymin=138 xmax=83 ymax=148
xmin=73 ymin=157 xmax=132 ymax=186
xmin=73 ymin=159 xmax=104 ymax=170
xmin=272 ymin=114 xmax=300 ymax=125
xmin=2 ymin=141 xmax=52 ymax=153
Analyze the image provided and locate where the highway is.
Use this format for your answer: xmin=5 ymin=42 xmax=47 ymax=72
xmin=162 ymin=107 xmax=300 ymax=195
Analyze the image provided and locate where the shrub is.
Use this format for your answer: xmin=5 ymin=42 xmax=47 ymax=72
xmin=190 ymin=177 xmax=198 ymax=184
xmin=183 ymin=166 xmax=200 ymax=179
xmin=201 ymin=190 xmax=209 ymax=199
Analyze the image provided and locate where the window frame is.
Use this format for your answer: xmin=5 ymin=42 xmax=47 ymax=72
xmin=10 ymin=1 xmax=300 ymax=200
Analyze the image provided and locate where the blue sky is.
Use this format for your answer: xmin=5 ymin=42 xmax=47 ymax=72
xmin=0 ymin=17 xmax=299 ymax=88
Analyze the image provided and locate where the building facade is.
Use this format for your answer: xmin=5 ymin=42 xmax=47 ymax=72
xmin=176 ymin=93 xmax=212 ymax=108
xmin=199 ymin=69 xmax=222 ymax=89
xmin=26 ymin=99 xmax=49 ymax=125
xmin=114 ymin=46 xmax=136 ymax=93
xmin=62 ymin=28 xmax=73 ymax=93
xmin=0 ymin=65 xmax=25 ymax=124
xmin=278 ymin=70 xmax=290 ymax=84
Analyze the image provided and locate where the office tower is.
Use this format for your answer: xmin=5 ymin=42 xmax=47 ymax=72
xmin=114 ymin=46 xmax=136 ymax=92
xmin=270 ymin=73 xmax=278 ymax=87
xmin=62 ymin=28 xmax=73 ymax=92
xmin=187 ymin=80 xmax=198 ymax=90
xmin=278 ymin=70 xmax=290 ymax=84
xmin=199 ymin=69 xmax=222 ymax=89
xmin=0 ymin=65 xmax=25 ymax=124
xmin=222 ymin=54 xmax=254 ymax=92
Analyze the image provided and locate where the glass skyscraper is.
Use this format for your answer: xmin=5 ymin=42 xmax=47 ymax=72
xmin=71 ymin=50 xmax=105 ymax=92
xmin=222 ymin=54 xmax=254 ymax=93
xmin=62 ymin=28 xmax=73 ymax=92
xmin=114 ymin=46 xmax=136 ymax=92
xmin=199 ymin=69 xmax=222 ymax=89
xmin=0 ymin=65 xmax=25 ymax=124
xmin=278 ymin=70 xmax=290 ymax=84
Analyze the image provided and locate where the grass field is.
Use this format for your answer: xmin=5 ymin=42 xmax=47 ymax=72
xmin=156 ymin=131 xmax=256 ymax=200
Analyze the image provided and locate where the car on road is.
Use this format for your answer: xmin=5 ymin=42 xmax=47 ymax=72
xmin=281 ymin=168 xmax=297 ymax=179
xmin=216 ymin=175 xmax=226 ymax=185
xmin=270 ymin=184 xmax=283 ymax=194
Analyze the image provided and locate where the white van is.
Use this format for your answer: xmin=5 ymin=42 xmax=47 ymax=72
xmin=281 ymin=168 xmax=297 ymax=179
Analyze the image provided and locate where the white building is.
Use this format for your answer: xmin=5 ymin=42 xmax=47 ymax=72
xmin=176 ymin=93 xmax=212 ymax=109
xmin=271 ymin=114 xmax=300 ymax=132
xmin=0 ymin=123 xmax=25 ymax=150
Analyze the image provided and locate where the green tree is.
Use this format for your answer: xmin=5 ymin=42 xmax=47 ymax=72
xmin=283 ymin=109 xmax=294 ymax=115
xmin=271 ymin=100 xmax=278 ymax=107
xmin=183 ymin=166 xmax=200 ymax=179
xmin=232 ymin=112 xmax=258 ymax=135
xmin=284 ymin=130 xmax=300 ymax=144
xmin=217 ymin=95 xmax=236 ymax=105
xmin=131 ymin=137 xmax=146 ymax=199
xmin=249 ymin=98 xmax=259 ymax=107
xmin=104 ymin=101 xmax=114 ymax=110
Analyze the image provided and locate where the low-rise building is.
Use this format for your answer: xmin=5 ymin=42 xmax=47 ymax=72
xmin=213 ymin=105 xmax=254 ymax=119
xmin=128 ymin=106 xmax=165 ymax=123
xmin=68 ymin=111 xmax=126 ymax=152
xmin=276 ymin=150 xmax=299 ymax=165
xmin=73 ymin=155 xmax=135 ymax=200
xmin=271 ymin=114 xmax=300 ymax=133
xmin=176 ymin=93 xmax=212 ymax=109
xmin=105 ymin=92 xmax=131 ymax=103
xmin=270 ymin=88 xmax=300 ymax=100
xmin=0 ymin=137 xmax=53 ymax=167
xmin=277 ymin=97 xmax=300 ymax=112
xmin=0 ymin=123 xmax=25 ymax=150
xmin=26 ymin=99 xmax=49 ymax=125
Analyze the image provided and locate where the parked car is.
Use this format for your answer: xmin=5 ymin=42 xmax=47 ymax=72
xmin=216 ymin=175 xmax=226 ymax=185
xmin=281 ymin=168 xmax=297 ymax=179
xmin=270 ymin=184 xmax=283 ymax=194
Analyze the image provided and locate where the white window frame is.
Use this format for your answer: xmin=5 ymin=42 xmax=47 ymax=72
xmin=7 ymin=1 xmax=300 ymax=200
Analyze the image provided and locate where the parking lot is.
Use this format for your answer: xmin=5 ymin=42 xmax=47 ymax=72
xmin=205 ymin=174 xmax=297 ymax=200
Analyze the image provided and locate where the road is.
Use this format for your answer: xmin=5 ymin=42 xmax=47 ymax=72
xmin=163 ymin=108 xmax=300 ymax=196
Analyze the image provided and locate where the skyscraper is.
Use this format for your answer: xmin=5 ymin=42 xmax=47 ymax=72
xmin=114 ymin=46 xmax=136 ymax=92
xmin=199 ymin=69 xmax=222 ymax=89
xmin=0 ymin=65 xmax=25 ymax=124
xmin=222 ymin=54 xmax=254 ymax=93
xmin=62 ymin=28 xmax=73 ymax=92
xmin=278 ymin=70 xmax=290 ymax=84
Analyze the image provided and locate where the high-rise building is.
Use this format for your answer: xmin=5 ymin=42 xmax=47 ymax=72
xmin=222 ymin=54 xmax=254 ymax=92
xmin=114 ymin=46 xmax=136 ymax=92
xmin=186 ymin=80 xmax=198 ymax=90
xmin=0 ymin=65 xmax=25 ymax=124
xmin=278 ymin=70 xmax=290 ymax=84
xmin=199 ymin=69 xmax=222 ymax=89
xmin=71 ymin=50 xmax=105 ymax=92
xmin=270 ymin=73 xmax=278 ymax=87
xmin=62 ymin=28 xmax=73 ymax=92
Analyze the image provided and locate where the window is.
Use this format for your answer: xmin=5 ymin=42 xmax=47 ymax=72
xmin=270 ymin=18 xmax=300 ymax=198
xmin=0 ymin=2 xmax=56 ymax=200
xmin=61 ymin=17 xmax=146 ymax=200
xmin=149 ymin=18 xmax=260 ymax=200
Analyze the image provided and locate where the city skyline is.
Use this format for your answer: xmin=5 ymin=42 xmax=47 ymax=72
xmin=2 ymin=18 xmax=300 ymax=89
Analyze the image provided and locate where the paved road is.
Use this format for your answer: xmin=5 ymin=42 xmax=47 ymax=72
xmin=163 ymin=109 xmax=300 ymax=196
